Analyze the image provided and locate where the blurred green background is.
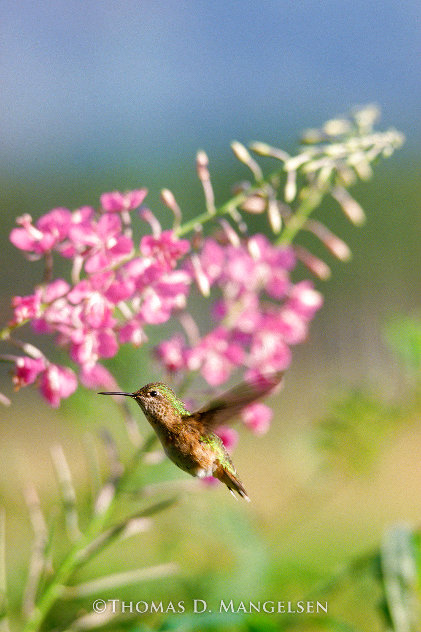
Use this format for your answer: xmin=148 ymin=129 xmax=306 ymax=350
xmin=0 ymin=2 xmax=420 ymax=630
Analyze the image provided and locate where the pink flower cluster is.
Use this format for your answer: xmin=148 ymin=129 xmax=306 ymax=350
xmin=12 ymin=356 xmax=77 ymax=408
xmin=7 ymin=189 xmax=322 ymax=434
xmin=156 ymin=234 xmax=323 ymax=433
xmin=8 ymin=191 xmax=191 ymax=406
xmin=156 ymin=235 xmax=322 ymax=379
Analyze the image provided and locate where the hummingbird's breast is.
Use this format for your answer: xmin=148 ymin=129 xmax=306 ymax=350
xmin=152 ymin=419 xmax=218 ymax=477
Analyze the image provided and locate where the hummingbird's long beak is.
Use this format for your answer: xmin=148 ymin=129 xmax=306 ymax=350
xmin=98 ymin=392 xmax=134 ymax=397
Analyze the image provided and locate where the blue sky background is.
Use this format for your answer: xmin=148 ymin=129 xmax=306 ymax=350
xmin=1 ymin=0 xmax=419 ymax=175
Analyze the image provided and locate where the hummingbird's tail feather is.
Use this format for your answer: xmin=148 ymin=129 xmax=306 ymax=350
xmin=215 ymin=465 xmax=250 ymax=502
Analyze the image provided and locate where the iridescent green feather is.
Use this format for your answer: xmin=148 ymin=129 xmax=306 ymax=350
xmin=201 ymin=433 xmax=237 ymax=476
xmin=154 ymin=383 xmax=191 ymax=416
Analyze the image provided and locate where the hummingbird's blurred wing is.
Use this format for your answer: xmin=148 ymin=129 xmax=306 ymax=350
xmin=193 ymin=371 xmax=284 ymax=431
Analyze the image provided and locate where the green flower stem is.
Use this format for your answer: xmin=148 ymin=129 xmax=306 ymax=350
xmin=176 ymin=191 xmax=246 ymax=237
xmin=176 ymin=165 xmax=328 ymax=250
xmin=175 ymin=170 xmax=282 ymax=237
xmin=276 ymin=185 xmax=325 ymax=247
xmin=21 ymin=434 xmax=157 ymax=632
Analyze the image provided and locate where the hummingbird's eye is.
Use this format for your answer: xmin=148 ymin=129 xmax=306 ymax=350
xmin=149 ymin=390 xmax=158 ymax=397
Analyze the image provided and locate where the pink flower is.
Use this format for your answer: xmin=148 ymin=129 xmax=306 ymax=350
xmin=287 ymin=281 xmax=323 ymax=319
xmin=70 ymin=328 xmax=118 ymax=369
xmin=248 ymin=316 xmax=292 ymax=375
xmin=118 ymin=320 xmax=147 ymax=346
xmin=5 ymin=183 xmax=326 ymax=412
xmin=266 ymin=268 xmax=290 ymax=299
xmin=193 ymin=235 xmax=296 ymax=301
xmin=225 ymin=246 xmax=261 ymax=291
xmin=68 ymin=283 xmax=115 ymax=329
xmin=10 ymin=209 xmax=72 ymax=255
xmin=100 ymin=189 xmax=148 ymax=213
xmin=248 ymin=235 xmax=295 ymax=271
xmin=188 ymin=328 xmax=245 ymax=386
xmin=155 ymin=335 xmax=188 ymax=372
xmin=31 ymin=295 xmax=75 ymax=335
xmin=39 ymin=364 xmax=77 ymax=407
xmin=57 ymin=207 xmax=95 ymax=258
xmin=137 ymin=271 xmax=191 ymax=324
xmin=277 ymin=308 xmax=308 ymax=344
xmin=140 ymin=230 xmax=190 ymax=270
xmin=241 ymin=402 xmax=273 ymax=435
xmin=65 ymin=213 xmax=133 ymax=273
xmin=222 ymin=294 xmax=261 ymax=334
xmin=222 ymin=236 xmax=295 ymax=296
xmin=9 ymin=291 xmax=42 ymax=325
xmin=196 ymin=239 xmax=225 ymax=285
xmin=80 ymin=364 xmax=118 ymax=389
xmin=104 ymin=257 xmax=149 ymax=303
xmin=43 ymin=279 xmax=70 ymax=302
xmin=12 ymin=356 xmax=46 ymax=389
xmin=138 ymin=289 xmax=173 ymax=324
xmin=11 ymin=281 xmax=70 ymax=329
xmin=215 ymin=427 xmax=238 ymax=451
xmin=30 ymin=276 xmax=118 ymax=371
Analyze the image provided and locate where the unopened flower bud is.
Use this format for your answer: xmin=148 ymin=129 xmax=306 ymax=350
xmin=219 ymin=219 xmax=240 ymax=247
xmin=160 ymin=189 xmax=182 ymax=228
xmin=249 ymin=142 xmax=289 ymax=162
xmin=196 ymin=150 xmax=209 ymax=177
xmin=353 ymin=104 xmax=380 ymax=131
xmin=231 ymin=141 xmax=252 ymax=164
xmin=160 ymin=188 xmax=177 ymax=210
xmin=284 ymin=170 xmax=297 ymax=202
xmin=323 ymin=118 xmax=351 ymax=137
xmin=331 ymin=186 xmax=366 ymax=225
xmin=267 ymin=199 xmax=282 ymax=233
xmin=300 ymin=129 xmax=325 ymax=144
xmin=231 ymin=141 xmax=263 ymax=181
xmin=191 ymin=254 xmax=210 ymax=297
xmin=295 ymin=246 xmax=331 ymax=280
xmin=306 ymin=220 xmax=351 ymax=261
xmin=196 ymin=150 xmax=215 ymax=214
xmin=241 ymin=194 xmax=266 ymax=214
xmin=139 ymin=208 xmax=162 ymax=237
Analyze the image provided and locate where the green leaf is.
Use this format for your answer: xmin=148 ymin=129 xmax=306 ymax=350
xmin=379 ymin=524 xmax=420 ymax=632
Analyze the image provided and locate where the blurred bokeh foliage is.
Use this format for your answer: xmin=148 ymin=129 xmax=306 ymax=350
xmin=314 ymin=315 xmax=421 ymax=476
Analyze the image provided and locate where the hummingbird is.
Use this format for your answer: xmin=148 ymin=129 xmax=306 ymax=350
xmin=99 ymin=371 xmax=283 ymax=501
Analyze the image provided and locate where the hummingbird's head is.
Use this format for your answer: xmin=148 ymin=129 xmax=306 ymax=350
xmin=99 ymin=382 xmax=190 ymax=422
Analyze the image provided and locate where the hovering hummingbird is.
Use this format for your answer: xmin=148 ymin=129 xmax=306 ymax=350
xmin=99 ymin=371 xmax=283 ymax=501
